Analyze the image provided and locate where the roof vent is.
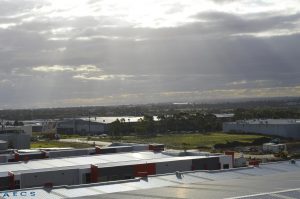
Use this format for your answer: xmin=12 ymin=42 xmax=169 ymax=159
xmin=290 ymin=159 xmax=296 ymax=164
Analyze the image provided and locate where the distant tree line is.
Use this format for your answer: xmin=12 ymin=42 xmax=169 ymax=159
xmin=108 ymin=113 xmax=222 ymax=137
xmin=2 ymin=97 xmax=300 ymax=120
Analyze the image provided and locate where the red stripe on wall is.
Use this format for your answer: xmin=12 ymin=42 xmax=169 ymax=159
xmin=8 ymin=171 xmax=15 ymax=190
xmin=91 ymin=165 xmax=98 ymax=183
xmin=134 ymin=163 xmax=156 ymax=177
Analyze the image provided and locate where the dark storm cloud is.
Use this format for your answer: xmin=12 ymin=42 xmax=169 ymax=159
xmin=194 ymin=11 xmax=300 ymax=35
xmin=0 ymin=0 xmax=300 ymax=108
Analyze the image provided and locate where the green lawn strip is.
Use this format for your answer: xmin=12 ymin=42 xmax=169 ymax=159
xmin=31 ymin=141 xmax=92 ymax=149
xmin=35 ymin=132 xmax=266 ymax=150
xmin=137 ymin=133 xmax=265 ymax=149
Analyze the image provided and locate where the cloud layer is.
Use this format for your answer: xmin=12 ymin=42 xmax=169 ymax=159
xmin=0 ymin=0 xmax=300 ymax=108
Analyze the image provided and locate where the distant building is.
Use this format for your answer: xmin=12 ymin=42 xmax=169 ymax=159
xmin=223 ymin=119 xmax=300 ymax=139
xmin=2 ymin=126 xmax=33 ymax=136
xmin=263 ymin=143 xmax=287 ymax=153
xmin=234 ymin=156 xmax=247 ymax=168
xmin=0 ymin=128 xmax=31 ymax=149
xmin=214 ymin=113 xmax=234 ymax=118
xmin=80 ymin=116 xmax=159 ymax=124
xmin=22 ymin=120 xmax=44 ymax=133
xmin=56 ymin=118 xmax=107 ymax=135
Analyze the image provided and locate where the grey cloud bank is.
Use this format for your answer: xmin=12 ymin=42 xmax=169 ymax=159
xmin=0 ymin=0 xmax=300 ymax=108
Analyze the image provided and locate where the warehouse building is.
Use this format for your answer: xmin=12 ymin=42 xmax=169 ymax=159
xmin=0 ymin=150 xmax=232 ymax=190
xmin=56 ymin=118 xmax=107 ymax=135
xmin=223 ymin=119 xmax=300 ymax=139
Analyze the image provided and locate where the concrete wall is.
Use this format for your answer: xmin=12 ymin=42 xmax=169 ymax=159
xmin=98 ymin=166 xmax=134 ymax=182
xmin=0 ymin=140 xmax=8 ymax=150
xmin=156 ymin=159 xmax=192 ymax=174
xmin=20 ymin=169 xmax=80 ymax=189
xmin=17 ymin=152 xmax=45 ymax=161
xmin=132 ymin=144 xmax=149 ymax=151
xmin=114 ymin=146 xmax=133 ymax=153
xmin=223 ymin=122 xmax=300 ymax=139
xmin=48 ymin=149 xmax=90 ymax=158
xmin=219 ymin=155 xmax=233 ymax=169
xmin=0 ymin=155 xmax=9 ymax=163
xmin=0 ymin=176 xmax=10 ymax=191
xmin=192 ymin=157 xmax=220 ymax=170
xmin=99 ymin=147 xmax=116 ymax=154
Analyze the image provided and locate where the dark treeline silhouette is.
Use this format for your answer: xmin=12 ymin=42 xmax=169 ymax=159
xmin=108 ymin=113 xmax=222 ymax=137
xmin=1 ymin=97 xmax=300 ymax=120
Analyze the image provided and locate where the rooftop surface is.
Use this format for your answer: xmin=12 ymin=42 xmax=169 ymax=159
xmin=3 ymin=160 xmax=299 ymax=199
xmin=0 ymin=151 xmax=170 ymax=175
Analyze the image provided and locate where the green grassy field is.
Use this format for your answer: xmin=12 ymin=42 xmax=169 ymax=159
xmin=92 ymin=132 xmax=268 ymax=149
xmin=31 ymin=141 xmax=92 ymax=149
xmin=31 ymin=132 xmax=268 ymax=149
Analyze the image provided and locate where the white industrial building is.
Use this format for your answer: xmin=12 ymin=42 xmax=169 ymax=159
xmin=223 ymin=119 xmax=300 ymax=139
xmin=0 ymin=148 xmax=232 ymax=191
xmin=56 ymin=118 xmax=107 ymax=135
xmin=2 ymin=160 xmax=299 ymax=199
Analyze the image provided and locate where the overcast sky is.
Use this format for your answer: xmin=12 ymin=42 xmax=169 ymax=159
xmin=0 ymin=0 xmax=300 ymax=108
